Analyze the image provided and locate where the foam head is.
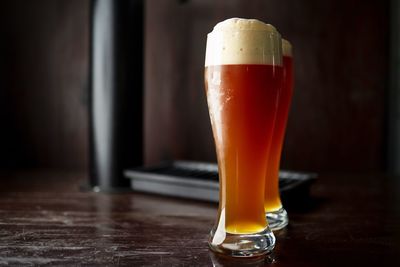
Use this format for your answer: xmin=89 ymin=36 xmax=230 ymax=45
xmin=205 ymin=18 xmax=282 ymax=66
xmin=282 ymin=39 xmax=293 ymax=57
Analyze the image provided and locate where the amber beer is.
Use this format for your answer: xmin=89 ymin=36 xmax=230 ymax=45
xmin=205 ymin=18 xmax=282 ymax=256
xmin=264 ymin=39 xmax=293 ymax=230
xmin=206 ymin=64 xmax=282 ymax=233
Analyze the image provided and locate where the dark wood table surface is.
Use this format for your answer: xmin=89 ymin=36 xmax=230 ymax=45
xmin=0 ymin=170 xmax=399 ymax=266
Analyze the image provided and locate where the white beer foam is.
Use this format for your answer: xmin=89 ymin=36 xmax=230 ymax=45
xmin=205 ymin=18 xmax=282 ymax=66
xmin=282 ymin=39 xmax=293 ymax=57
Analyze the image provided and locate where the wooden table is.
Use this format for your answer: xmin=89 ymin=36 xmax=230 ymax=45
xmin=0 ymin=170 xmax=399 ymax=266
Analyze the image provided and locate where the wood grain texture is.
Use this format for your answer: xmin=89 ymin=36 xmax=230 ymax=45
xmin=0 ymin=170 xmax=399 ymax=266
xmin=0 ymin=0 xmax=89 ymax=170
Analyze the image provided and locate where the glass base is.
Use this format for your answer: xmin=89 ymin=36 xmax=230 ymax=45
xmin=208 ymin=227 xmax=276 ymax=257
xmin=209 ymin=250 xmax=276 ymax=266
xmin=266 ymin=207 xmax=289 ymax=231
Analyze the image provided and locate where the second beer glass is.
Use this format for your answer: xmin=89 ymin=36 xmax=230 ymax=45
xmin=205 ymin=18 xmax=283 ymax=257
xmin=264 ymin=39 xmax=293 ymax=230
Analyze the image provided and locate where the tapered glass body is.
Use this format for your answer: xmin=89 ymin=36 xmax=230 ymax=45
xmin=264 ymin=41 xmax=293 ymax=230
xmin=204 ymin=18 xmax=283 ymax=257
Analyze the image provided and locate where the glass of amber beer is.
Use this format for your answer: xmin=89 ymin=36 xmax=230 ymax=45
xmin=264 ymin=39 xmax=293 ymax=231
xmin=205 ymin=18 xmax=283 ymax=257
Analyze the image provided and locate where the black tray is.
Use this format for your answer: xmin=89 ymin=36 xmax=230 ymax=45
xmin=124 ymin=161 xmax=317 ymax=202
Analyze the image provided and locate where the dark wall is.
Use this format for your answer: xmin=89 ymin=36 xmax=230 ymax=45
xmin=0 ymin=0 xmax=389 ymax=172
xmin=0 ymin=0 xmax=89 ymax=170
xmin=145 ymin=0 xmax=389 ymax=172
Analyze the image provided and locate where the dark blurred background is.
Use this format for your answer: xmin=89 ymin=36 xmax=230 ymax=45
xmin=0 ymin=0 xmax=395 ymax=174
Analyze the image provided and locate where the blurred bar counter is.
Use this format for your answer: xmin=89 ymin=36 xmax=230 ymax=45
xmin=0 ymin=170 xmax=399 ymax=266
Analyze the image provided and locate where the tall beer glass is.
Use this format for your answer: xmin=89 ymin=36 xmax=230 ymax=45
xmin=205 ymin=18 xmax=283 ymax=257
xmin=264 ymin=39 xmax=293 ymax=230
